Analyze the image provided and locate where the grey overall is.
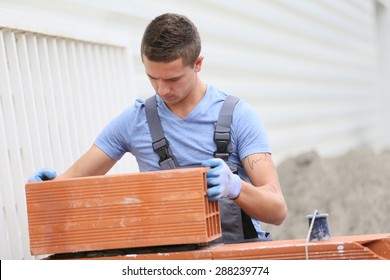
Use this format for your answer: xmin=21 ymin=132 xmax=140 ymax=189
xmin=145 ymin=95 xmax=271 ymax=243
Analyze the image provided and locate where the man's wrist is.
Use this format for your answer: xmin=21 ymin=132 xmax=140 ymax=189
xmin=229 ymin=174 xmax=242 ymax=200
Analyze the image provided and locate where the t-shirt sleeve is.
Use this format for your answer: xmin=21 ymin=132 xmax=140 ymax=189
xmin=233 ymin=100 xmax=271 ymax=160
xmin=94 ymin=109 xmax=131 ymax=161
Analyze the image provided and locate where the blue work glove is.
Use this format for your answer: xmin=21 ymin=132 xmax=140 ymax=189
xmin=201 ymin=158 xmax=241 ymax=201
xmin=28 ymin=167 xmax=57 ymax=182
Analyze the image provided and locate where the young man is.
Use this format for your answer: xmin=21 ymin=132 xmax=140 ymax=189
xmin=29 ymin=13 xmax=287 ymax=243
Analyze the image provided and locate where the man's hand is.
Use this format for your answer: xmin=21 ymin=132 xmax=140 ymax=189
xmin=28 ymin=168 xmax=57 ymax=182
xmin=201 ymin=158 xmax=241 ymax=201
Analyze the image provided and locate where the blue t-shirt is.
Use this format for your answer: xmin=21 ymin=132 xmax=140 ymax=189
xmin=94 ymin=85 xmax=271 ymax=237
xmin=95 ymin=85 xmax=270 ymax=172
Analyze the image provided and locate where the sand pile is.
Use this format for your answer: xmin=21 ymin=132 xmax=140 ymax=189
xmin=263 ymin=147 xmax=390 ymax=240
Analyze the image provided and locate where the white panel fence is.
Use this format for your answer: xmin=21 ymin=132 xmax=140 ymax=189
xmin=0 ymin=26 xmax=136 ymax=259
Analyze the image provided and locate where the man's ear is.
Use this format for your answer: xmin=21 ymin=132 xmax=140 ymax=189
xmin=194 ymin=56 xmax=204 ymax=72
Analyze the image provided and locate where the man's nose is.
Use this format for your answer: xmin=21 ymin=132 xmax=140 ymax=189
xmin=157 ymin=81 xmax=170 ymax=96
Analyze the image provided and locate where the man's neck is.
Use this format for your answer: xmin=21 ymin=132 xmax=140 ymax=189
xmin=168 ymin=82 xmax=207 ymax=119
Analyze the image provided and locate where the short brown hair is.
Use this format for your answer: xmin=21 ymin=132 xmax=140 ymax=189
xmin=141 ymin=13 xmax=201 ymax=67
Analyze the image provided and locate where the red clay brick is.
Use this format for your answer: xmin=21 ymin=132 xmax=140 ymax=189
xmin=58 ymin=233 xmax=390 ymax=260
xmin=25 ymin=167 xmax=221 ymax=255
xmin=209 ymin=233 xmax=390 ymax=260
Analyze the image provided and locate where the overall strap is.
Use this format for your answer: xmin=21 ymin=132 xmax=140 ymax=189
xmin=145 ymin=95 xmax=179 ymax=170
xmin=214 ymin=96 xmax=261 ymax=241
xmin=214 ymin=95 xmax=240 ymax=173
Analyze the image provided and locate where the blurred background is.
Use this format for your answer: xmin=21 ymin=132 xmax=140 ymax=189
xmin=0 ymin=0 xmax=389 ymax=259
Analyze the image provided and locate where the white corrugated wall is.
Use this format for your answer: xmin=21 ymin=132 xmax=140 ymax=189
xmin=0 ymin=0 xmax=389 ymax=259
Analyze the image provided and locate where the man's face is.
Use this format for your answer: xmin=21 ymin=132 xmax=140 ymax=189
xmin=143 ymin=56 xmax=202 ymax=105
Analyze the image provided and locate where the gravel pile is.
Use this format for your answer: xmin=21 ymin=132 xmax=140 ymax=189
xmin=263 ymin=147 xmax=390 ymax=240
